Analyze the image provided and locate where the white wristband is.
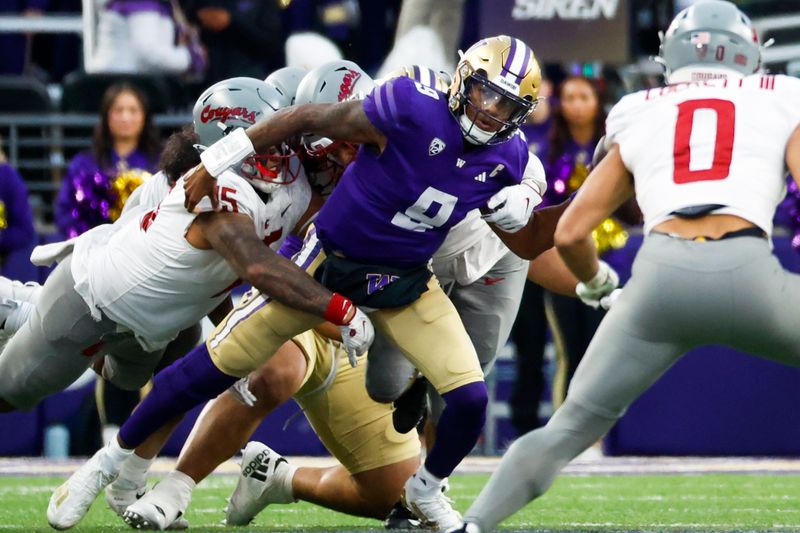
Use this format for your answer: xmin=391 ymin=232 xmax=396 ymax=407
xmin=585 ymin=260 xmax=611 ymax=290
xmin=199 ymin=128 xmax=256 ymax=177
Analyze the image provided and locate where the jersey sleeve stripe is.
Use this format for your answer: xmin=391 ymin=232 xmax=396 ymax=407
xmin=372 ymin=83 xmax=390 ymax=122
xmin=384 ymin=81 xmax=399 ymax=121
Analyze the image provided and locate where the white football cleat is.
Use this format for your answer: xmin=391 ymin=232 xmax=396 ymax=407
xmin=401 ymin=471 xmax=462 ymax=531
xmin=445 ymin=522 xmax=482 ymax=533
xmin=122 ymin=476 xmax=193 ymax=531
xmin=225 ymin=441 xmax=296 ymax=526
xmin=47 ymin=448 xmax=118 ymax=530
xmin=105 ymin=476 xmax=147 ymax=516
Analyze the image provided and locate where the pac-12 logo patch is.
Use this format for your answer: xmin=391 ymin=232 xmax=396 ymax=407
xmin=428 ymin=137 xmax=446 ymax=156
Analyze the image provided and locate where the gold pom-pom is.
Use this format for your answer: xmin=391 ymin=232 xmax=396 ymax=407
xmin=0 ymin=201 xmax=7 ymax=230
xmin=592 ymin=217 xmax=629 ymax=255
xmin=109 ymin=170 xmax=150 ymax=221
xmin=567 ymin=161 xmax=590 ymax=193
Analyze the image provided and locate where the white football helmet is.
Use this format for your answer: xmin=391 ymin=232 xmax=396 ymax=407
xmin=192 ymin=77 xmax=300 ymax=194
xmin=265 ymin=66 xmax=308 ymax=107
xmin=658 ymin=0 xmax=762 ymax=83
xmin=295 ymin=60 xmax=375 ymax=196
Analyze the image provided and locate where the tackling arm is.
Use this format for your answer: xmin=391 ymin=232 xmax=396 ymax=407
xmin=554 ymin=144 xmax=634 ymax=281
xmin=195 ymin=211 xmax=340 ymax=320
xmin=490 ymin=200 xmax=572 ymax=260
xmin=184 ymin=101 xmax=385 ymax=211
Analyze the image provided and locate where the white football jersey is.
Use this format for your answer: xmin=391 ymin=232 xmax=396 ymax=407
xmin=71 ymin=168 xmax=311 ymax=351
xmin=433 ymin=153 xmax=546 ymax=285
xmin=607 ymin=74 xmax=800 ymax=236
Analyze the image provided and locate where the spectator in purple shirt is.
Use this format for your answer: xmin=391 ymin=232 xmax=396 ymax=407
xmin=0 ymin=143 xmax=35 ymax=272
xmin=55 ymin=82 xmax=160 ymax=239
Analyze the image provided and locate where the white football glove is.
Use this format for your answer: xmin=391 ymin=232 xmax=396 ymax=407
xmin=599 ymin=288 xmax=623 ymax=310
xmin=575 ymin=260 xmax=620 ymax=310
xmin=339 ymin=307 xmax=374 ymax=367
xmin=481 ymin=180 xmax=543 ymax=233
xmin=229 ymin=376 xmax=257 ymax=407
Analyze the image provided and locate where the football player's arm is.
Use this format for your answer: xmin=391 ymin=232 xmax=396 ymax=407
xmin=207 ymin=295 xmax=233 ymax=326
xmin=184 ymin=101 xmax=385 ymax=211
xmin=526 ymin=247 xmax=580 ymax=296
xmin=489 ymin=200 xmax=572 ymax=260
xmin=554 ymin=144 xmax=633 ymax=282
xmin=787 ymin=125 xmax=800 ymax=187
xmin=195 ymin=211 xmax=341 ymax=319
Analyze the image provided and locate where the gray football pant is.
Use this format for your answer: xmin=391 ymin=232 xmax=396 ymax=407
xmin=0 ymin=255 xmax=162 ymax=410
xmin=465 ymin=234 xmax=800 ymax=532
xmin=366 ymin=249 xmax=527 ymax=422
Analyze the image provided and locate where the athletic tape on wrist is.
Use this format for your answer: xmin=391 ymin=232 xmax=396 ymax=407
xmin=324 ymin=293 xmax=354 ymax=326
xmin=199 ymin=128 xmax=255 ymax=177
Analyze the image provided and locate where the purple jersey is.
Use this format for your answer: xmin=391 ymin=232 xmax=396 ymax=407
xmin=314 ymin=77 xmax=529 ymax=268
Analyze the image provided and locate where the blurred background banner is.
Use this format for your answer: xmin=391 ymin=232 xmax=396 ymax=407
xmin=480 ymin=0 xmax=630 ymax=63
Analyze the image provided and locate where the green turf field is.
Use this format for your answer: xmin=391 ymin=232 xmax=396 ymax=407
xmin=1 ymin=473 xmax=798 ymax=532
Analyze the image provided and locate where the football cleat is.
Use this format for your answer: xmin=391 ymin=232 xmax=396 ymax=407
xmin=105 ymin=477 xmax=146 ymax=516
xmin=47 ymin=448 xmax=118 ymax=530
xmin=392 ymin=377 xmax=429 ymax=434
xmin=384 ymin=500 xmax=423 ymax=529
xmin=224 ymin=441 xmax=296 ymax=525
xmin=122 ymin=480 xmax=191 ymax=530
xmin=445 ymin=522 xmax=481 ymax=533
xmin=401 ymin=472 xmax=462 ymax=531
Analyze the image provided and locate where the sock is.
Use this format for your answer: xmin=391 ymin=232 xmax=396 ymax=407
xmin=282 ymin=464 xmax=299 ymax=502
xmin=424 ymin=381 xmax=488 ymax=479
xmin=414 ymin=464 xmax=443 ymax=493
xmin=158 ymin=470 xmax=197 ymax=518
xmin=116 ymin=453 xmax=155 ymax=490
xmin=118 ymin=343 xmax=237 ymax=449
xmin=100 ymin=436 xmax=134 ymax=473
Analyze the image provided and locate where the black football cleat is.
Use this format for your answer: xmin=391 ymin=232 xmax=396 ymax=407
xmin=384 ymin=500 xmax=422 ymax=529
xmin=392 ymin=377 xmax=429 ymax=434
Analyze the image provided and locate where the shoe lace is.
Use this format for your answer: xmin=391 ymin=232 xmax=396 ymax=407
xmin=416 ymin=490 xmax=459 ymax=521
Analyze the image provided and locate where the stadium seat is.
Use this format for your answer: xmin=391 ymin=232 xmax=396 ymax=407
xmin=60 ymin=71 xmax=187 ymax=113
xmin=0 ymin=76 xmax=53 ymax=113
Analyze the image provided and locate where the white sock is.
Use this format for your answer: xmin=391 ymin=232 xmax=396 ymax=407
xmin=415 ymin=464 xmax=445 ymax=492
xmin=100 ymin=436 xmax=134 ymax=473
xmin=282 ymin=463 xmax=299 ymax=502
xmin=162 ymin=470 xmax=197 ymax=512
xmin=116 ymin=453 xmax=154 ymax=490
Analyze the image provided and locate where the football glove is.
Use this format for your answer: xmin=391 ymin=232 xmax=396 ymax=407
xmin=339 ymin=307 xmax=374 ymax=367
xmin=576 ymin=260 xmax=619 ymax=309
xmin=481 ymin=180 xmax=543 ymax=233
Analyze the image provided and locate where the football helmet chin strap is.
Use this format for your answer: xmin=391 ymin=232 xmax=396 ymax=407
xmin=458 ymin=113 xmax=497 ymax=145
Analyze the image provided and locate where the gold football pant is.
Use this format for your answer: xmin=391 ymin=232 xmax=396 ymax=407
xmin=207 ymin=228 xmax=484 ymax=394
xmin=291 ymin=329 xmax=419 ymax=474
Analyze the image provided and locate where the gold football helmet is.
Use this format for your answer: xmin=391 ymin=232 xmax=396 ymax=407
xmin=449 ymin=35 xmax=541 ymax=145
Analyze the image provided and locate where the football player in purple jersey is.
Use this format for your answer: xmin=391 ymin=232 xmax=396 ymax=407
xmin=191 ymin=35 xmax=563 ymax=530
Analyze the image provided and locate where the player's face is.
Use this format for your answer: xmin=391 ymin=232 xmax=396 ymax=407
xmin=108 ymin=91 xmax=146 ymax=142
xmin=560 ymin=78 xmax=599 ymax=128
xmin=464 ymin=80 xmax=519 ymax=132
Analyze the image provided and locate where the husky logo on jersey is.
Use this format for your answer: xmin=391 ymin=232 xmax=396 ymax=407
xmin=366 ymin=273 xmax=399 ymax=295
xmin=338 ymin=69 xmax=362 ymax=102
xmin=199 ymin=105 xmax=260 ymax=125
xmin=428 ymin=138 xmax=446 ymax=156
